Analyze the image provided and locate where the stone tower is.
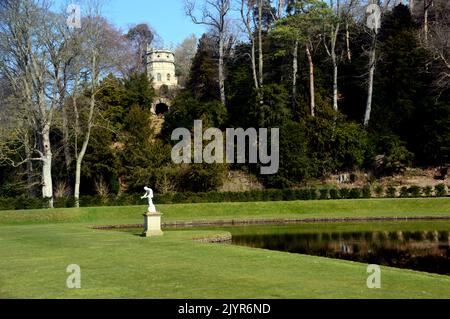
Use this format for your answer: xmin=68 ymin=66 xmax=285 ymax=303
xmin=146 ymin=45 xmax=178 ymax=90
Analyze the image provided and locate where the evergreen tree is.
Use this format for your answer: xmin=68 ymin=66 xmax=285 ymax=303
xmin=186 ymin=34 xmax=220 ymax=102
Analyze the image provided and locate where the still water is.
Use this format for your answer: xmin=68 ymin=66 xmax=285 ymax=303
xmin=215 ymin=222 xmax=450 ymax=275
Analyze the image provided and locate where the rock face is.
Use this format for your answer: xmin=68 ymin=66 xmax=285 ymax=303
xmin=219 ymin=170 xmax=264 ymax=192
xmin=146 ymin=46 xmax=178 ymax=90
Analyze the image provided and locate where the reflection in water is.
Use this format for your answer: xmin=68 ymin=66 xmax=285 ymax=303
xmin=233 ymin=230 xmax=450 ymax=275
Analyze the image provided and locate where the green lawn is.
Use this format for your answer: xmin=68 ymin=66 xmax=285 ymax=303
xmin=1 ymin=198 xmax=450 ymax=298
xmin=1 ymin=197 xmax=449 ymax=226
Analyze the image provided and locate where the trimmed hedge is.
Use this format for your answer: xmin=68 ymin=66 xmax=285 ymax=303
xmin=386 ymin=186 xmax=397 ymax=198
xmin=0 ymin=184 xmax=447 ymax=211
xmin=435 ymin=184 xmax=448 ymax=197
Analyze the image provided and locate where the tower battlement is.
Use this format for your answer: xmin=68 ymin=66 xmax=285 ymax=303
xmin=146 ymin=45 xmax=178 ymax=89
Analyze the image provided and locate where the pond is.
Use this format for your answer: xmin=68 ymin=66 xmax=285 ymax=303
xmin=115 ymin=220 xmax=450 ymax=275
xmin=207 ymin=221 xmax=450 ymax=275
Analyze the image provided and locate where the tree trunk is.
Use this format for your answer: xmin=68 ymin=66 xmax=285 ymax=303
xmin=41 ymin=124 xmax=53 ymax=208
xmin=258 ymin=0 xmax=263 ymax=89
xmin=424 ymin=1 xmax=428 ymax=44
xmin=332 ymin=3 xmax=340 ymax=112
xmin=251 ymin=40 xmax=259 ymax=91
xmin=364 ymin=37 xmax=377 ymax=127
xmin=74 ymin=51 xmax=96 ymax=207
xmin=292 ymin=38 xmax=299 ymax=110
xmin=424 ymin=0 xmax=432 ymax=44
xmin=61 ymin=103 xmax=72 ymax=174
xmin=306 ymin=44 xmax=315 ymax=117
xmin=74 ymin=96 xmax=94 ymax=207
xmin=331 ymin=33 xmax=339 ymax=111
xmin=346 ymin=21 xmax=351 ymax=62
xmin=277 ymin=0 xmax=285 ymax=19
xmin=218 ymin=33 xmax=226 ymax=106
xmin=74 ymin=160 xmax=81 ymax=207
xmin=24 ymin=130 xmax=35 ymax=197
xmin=240 ymin=0 xmax=259 ymax=92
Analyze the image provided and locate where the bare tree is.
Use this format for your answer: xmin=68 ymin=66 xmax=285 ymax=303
xmin=0 ymin=89 xmax=40 ymax=195
xmin=274 ymin=0 xmax=326 ymax=116
xmin=364 ymin=33 xmax=377 ymax=127
xmin=277 ymin=0 xmax=286 ymax=18
xmin=363 ymin=0 xmax=383 ymax=127
xmin=185 ymin=0 xmax=231 ymax=106
xmin=0 ymin=0 xmax=76 ymax=207
xmin=257 ymin=0 xmax=264 ymax=92
xmin=427 ymin=0 xmax=450 ymax=93
xmin=240 ymin=0 xmax=260 ymax=91
xmin=239 ymin=0 xmax=275 ymax=105
xmin=126 ymin=23 xmax=154 ymax=73
xmin=174 ymin=34 xmax=198 ymax=87
xmin=72 ymin=3 xmax=127 ymax=206
xmin=423 ymin=0 xmax=433 ymax=44
xmin=305 ymin=41 xmax=316 ymax=116
xmin=323 ymin=0 xmax=342 ymax=111
xmin=343 ymin=0 xmax=358 ymax=62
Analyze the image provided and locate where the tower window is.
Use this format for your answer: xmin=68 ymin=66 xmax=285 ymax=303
xmin=157 ymin=73 xmax=162 ymax=81
xmin=167 ymin=73 xmax=171 ymax=81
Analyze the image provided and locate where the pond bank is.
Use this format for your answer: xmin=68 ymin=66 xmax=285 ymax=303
xmin=91 ymin=215 xmax=450 ymax=230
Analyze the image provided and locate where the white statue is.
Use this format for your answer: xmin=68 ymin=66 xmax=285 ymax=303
xmin=141 ymin=186 xmax=156 ymax=213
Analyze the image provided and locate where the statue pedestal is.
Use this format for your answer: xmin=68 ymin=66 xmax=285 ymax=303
xmin=143 ymin=212 xmax=163 ymax=237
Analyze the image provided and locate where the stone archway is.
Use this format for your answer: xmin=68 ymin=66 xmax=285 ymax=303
xmin=155 ymin=103 xmax=169 ymax=115
xmin=151 ymin=97 xmax=172 ymax=115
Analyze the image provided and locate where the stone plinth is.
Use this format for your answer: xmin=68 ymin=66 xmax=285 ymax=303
xmin=143 ymin=212 xmax=163 ymax=237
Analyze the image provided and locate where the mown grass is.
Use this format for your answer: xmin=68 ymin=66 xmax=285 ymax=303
xmin=1 ymin=198 xmax=449 ymax=299
xmin=0 ymin=198 xmax=449 ymax=226
xmin=1 ymin=222 xmax=450 ymax=299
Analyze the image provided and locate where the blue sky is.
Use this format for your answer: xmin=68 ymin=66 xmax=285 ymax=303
xmin=57 ymin=0 xmax=207 ymax=47
xmin=104 ymin=0 xmax=206 ymax=47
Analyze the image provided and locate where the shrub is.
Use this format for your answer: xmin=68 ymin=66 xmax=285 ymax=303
xmin=54 ymin=181 xmax=71 ymax=199
xmin=329 ymin=189 xmax=339 ymax=199
xmin=408 ymin=186 xmax=422 ymax=198
xmin=435 ymin=184 xmax=447 ymax=197
xmin=362 ymin=185 xmax=371 ymax=198
xmin=282 ymin=189 xmax=296 ymax=201
xmin=400 ymin=186 xmax=409 ymax=198
xmin=374 ymin=134 xmax=413 ymax=176
xmin=375 ymin=185 xmax=384 ymax=197
xmin=386 ymin=186 xmax=397 ymax=198
xmin=349 ymin=188 xmax=361 ymax=199
xmin=267 ymin=189 xmax=283 ymax=201
xmin=423 ymin=186 xmax=433 ymax=197
xmin=319 ymin=189 xmax=329 ymax=200
xmin=309 ymin=188 xmax=318 ymax=200
xmin=292 ymin=189 xmax=305 ymax=200
xmin=94 ymin=177 xmax=110 ymax=198
xmin=339 ymin=188 xmax=350 ymax=199
xmin=249 ymin=190 xmax=263 ymax=202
